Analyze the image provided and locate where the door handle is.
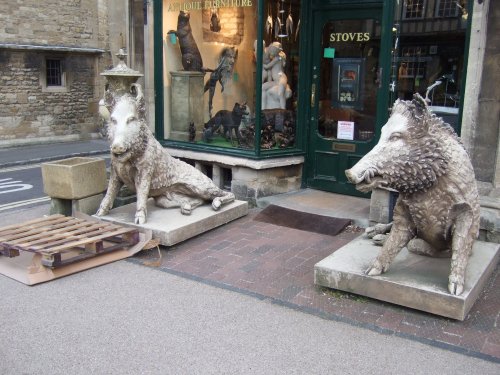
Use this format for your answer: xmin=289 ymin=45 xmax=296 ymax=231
xmin=311 ymin=83 xmax=316 ymax=107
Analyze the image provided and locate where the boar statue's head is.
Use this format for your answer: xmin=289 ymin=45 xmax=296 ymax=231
xmin=345 ymin=94 xmax=449 ymax=195
xmin=104 ymin=83 xmax=148 ymax=161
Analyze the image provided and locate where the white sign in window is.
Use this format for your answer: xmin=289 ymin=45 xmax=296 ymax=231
xmin=337 ymin=121 xmax=355 ymax=140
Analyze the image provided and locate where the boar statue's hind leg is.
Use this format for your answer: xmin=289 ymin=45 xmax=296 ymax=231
xmin=365 ymin=222 xmax=393 ymax=246
xmin=407 ymin=238 xmax=451 ymax=258
xmin=212 ymin=191 xmax=235 ymax=211
xmin=448 ymin=202 xmax=476 ymax=296
xmin=154 ymin=193 xmax=204 ymax=215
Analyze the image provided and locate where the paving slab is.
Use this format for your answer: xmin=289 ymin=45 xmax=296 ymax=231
xmin=97 ymin=199 xmax=248 ymax=246
xmin=315 ymin=235 xmax=500 ymax=320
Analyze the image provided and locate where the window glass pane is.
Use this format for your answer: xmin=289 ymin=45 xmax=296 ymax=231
xmin=317 ymin=18 xmax=381 ymax=142
xmin=436 ymin=0 xmax=459 ymax=17
xmin=393 ymin=0 xmax=468 ymax=133
xmin=162 ymin=1 xmax=258 ymax=149
xmin=404 ymin=0 xmax=425 ymax=19
xmin=257 ymin=0 xmax=300 ymax=150
xmin=46 ymin=59 xmax=62 ymax=86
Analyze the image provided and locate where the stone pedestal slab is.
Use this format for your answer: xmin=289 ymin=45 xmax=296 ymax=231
xmin=314 ymin=236 xmax=500 ymax=320
xmin=96 ymin=199 xmax=248 ymax=246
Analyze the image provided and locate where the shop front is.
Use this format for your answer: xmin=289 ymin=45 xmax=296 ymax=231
xmin=153 ymin=0 xmax=472 ymax=202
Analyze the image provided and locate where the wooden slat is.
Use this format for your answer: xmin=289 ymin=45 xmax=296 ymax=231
xmin=0 ymin=216 xmax=78 ymax=241
xmin=0 ymin=215 xmax=140 ymax=268
xmin=44 ymin=227 xmax=138 ymax=253
xmin=2 ymin=219 xmax=107 ymax=244
xmin=9 ymin=222 xmax=115 ymax=248
xmin=0 ymin=215 xmax=66 ymax=234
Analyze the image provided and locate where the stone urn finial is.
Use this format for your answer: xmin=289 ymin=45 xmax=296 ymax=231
xmin=101 ymin=49 xmax=144 ymax=95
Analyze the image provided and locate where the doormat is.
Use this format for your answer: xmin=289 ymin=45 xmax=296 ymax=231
xmin=254 ymin=205 xmax=351 ymax=236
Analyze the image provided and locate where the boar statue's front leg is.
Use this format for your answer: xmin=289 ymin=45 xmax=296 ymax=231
xmin=134 ymin=171 xmax=152 ymax=225
xmin=96 ymin=168 xmax=123 ymax=216
xmin=366 ymin=200 xmax=415 ymax=276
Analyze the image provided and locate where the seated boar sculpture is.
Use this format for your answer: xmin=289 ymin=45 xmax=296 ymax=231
xmin=96 ymin=83 xmax=235 ymax=224
xmin=345 ymin=94 xmax=480 ymax=296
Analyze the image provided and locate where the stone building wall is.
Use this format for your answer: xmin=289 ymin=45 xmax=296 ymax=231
xmin=473 ymin=1 xmax=500 ymax=186
xmin=0 ymin=51 xmax=99 ymax=141
xmin=0 ymin=0 xmax=100 ymax=47
xmin=0 ymin=0 xmax=116 ymax=145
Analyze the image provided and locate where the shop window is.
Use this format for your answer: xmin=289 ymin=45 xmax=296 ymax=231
xmin=161 ymin=0 xmax=301 ymax=153
xmin=393 ymin=1 xmax=468 ymax=133
xmin=403 ymin=0 xmax=425 ymax=19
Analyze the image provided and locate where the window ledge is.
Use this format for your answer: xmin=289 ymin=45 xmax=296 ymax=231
xmin=165 ymin=147 xmax=304 ymax=170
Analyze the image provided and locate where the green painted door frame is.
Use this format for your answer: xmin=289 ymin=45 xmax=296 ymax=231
xmin=299 ymin=0 xmax=394 ymax=197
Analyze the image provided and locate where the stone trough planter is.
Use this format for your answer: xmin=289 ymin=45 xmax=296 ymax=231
xmin=42 ymin=157 xmax=107 ymax=200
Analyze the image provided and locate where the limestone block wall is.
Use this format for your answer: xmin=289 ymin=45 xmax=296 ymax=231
xmin=0 ymin=51 xmax=99 ymax=141
xmin=0 ymin=0 xmax=100 ymax=48
xmin=0 ymin=0 xmax=117 ymax=144
xmin=231 ymin=164 xmax=303 ymax=206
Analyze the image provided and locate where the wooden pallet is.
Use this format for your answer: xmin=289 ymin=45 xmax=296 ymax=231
xmin=0 ymin=215 xmax=140 ymax=268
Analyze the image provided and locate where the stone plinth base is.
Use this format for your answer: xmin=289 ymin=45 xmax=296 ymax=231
xmin=50 ymin=193 xmax=104 ymax=216
xmin=170 ymin=71 xmax=205 ymax=140
xmin=314 ymin=236 xmax=500 ymax=320
xmin=96 ymin=199 xmax=248 ymax=246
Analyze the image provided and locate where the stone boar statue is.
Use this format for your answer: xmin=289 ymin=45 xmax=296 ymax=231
xmin=345 ymin=94 xmax=480 ymax=296
xmin=96 ymin=83 xmax=235 ymax=224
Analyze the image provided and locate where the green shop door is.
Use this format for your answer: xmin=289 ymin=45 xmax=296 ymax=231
xmin=305 ymin=3 xmax=391 ymax=197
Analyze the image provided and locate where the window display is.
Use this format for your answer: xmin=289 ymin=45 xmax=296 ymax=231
xmin=392 ymin=0 xmax=469 ymax=133
xmin=162 ymin=0 xmax=301 ymax=151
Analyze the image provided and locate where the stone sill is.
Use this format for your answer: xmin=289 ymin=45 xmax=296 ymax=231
xmin=0 ymin=43 xmax=105 ymax=54
xmin=165 ymin=147 xmax=305 ymax=170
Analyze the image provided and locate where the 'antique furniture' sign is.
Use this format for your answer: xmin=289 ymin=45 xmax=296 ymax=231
xmin=167 ymin=0 xmax=253 ymax=12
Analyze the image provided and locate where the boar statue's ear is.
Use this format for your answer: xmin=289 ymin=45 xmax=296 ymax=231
xmin=411 ymin=93 xmax=430 ymax=135
xmin=412 ymin=93 xmax=429 ymax=117
xmin=130 ymin=83 xmax=146 ymax=119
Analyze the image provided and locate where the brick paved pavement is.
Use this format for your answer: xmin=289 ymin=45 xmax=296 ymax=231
xmin=133 ymin=208 xmax=500 ymax=363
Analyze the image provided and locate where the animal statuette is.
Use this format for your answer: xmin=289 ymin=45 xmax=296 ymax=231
xmin=168 ymin=11 xmax=203 ymax=72
xmin=96 ymin=83 xmax=235 ymax=224
xmin=202 ymin=102 xmax=249 ymax=145
xmin=345 ymin=94 xmax=480 ymax=296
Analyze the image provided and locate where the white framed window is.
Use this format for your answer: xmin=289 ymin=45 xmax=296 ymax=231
xmin=435 ymin=0 xmax=460 ymax=18
xmin=400 ymin=46 xmax=427 ymax=79
xmin=403 ymin=0 xmax=426 ymax=19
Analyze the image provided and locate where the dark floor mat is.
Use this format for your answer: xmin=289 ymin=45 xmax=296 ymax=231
xmin=254 ymin=205 xmax=351 ymax=236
